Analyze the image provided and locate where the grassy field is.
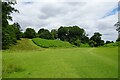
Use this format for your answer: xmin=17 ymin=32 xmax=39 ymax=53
xmin=2 ymin=39 xmax=118 ymax=78
xmin=32 ymin=38 xmax=75 ymax=48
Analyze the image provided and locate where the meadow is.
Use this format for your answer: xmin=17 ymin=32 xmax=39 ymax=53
xmin=2 ymin=39 xmax=118 ymax=78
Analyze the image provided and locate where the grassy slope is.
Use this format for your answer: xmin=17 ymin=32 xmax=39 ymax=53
xmin=32 ymin=38 xmax=75 ymax=48
xmin=103 ymin=42 xmax=119 ymax=47
xmin=2 ymin=39 xmax=118 ymax=78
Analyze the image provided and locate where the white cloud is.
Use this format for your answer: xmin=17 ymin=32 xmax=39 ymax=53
xmin=11 ymin=0 xmax=119 ymax=41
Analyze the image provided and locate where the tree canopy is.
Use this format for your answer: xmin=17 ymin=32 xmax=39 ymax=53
xmin=2 ymin=1 xmax=21 ymax=49
xmin=24 ymin=28 xmax=36 ymax=39
xmin=38 ymin=28 xmax=53 ymax=39
xmin=89 ymin=32 xmax=104 ymax=47
xmin=114 ymin=21 xmax=120 ymax=41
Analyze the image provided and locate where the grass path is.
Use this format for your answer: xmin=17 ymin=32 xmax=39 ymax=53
xmin=2 ymin=39 xmax=118 ymax=78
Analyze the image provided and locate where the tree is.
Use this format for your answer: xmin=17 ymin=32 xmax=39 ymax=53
xmin=81 ymin=34 xmax=89 ymax=44
xmin=74 ymin=39 xmax=81 ymax=47
xmin=51 ymin=29 xmax=58 ymax=39
xmin=38 ymin=28 xmax=53 ymax=39
xmin=13 ymin=22 xmax=22 ymax=40
xmin=2 ymin=1 xmax=19 ymax=49
xmin=106 ymin=41 xmax=114 ymax=44
xmin=114 ymin=22 xmax=120 ymax=41
xmin=58 ymin=26 xmax=68 ymax=41
xmin=57 ymin=26 xmax=88 ymax=46
xmin=89 ymin=40 xmax=96 ymax=47
xmin=90 ymin=32 xmax=104 ymax=47
xmin=68 ymin=26 xmax=84 ymax=42
xmin=24 ymin=28 xmax=36 ymax=39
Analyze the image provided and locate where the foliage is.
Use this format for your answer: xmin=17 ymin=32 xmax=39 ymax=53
xmin=116 ymin=37 xmax=120 ymax=42
xmin=38 ymin=28 xmax=53 ymax=39
xmin=114 ymin=21 xmax=120 ymax=32
xmin=51 ymin=29 xmax=58 ymax=39
xmin=103 ymin=42 xmax=119 ymax=47
xmin=24 ymin=28 xmax=36 ymax=39
xmin=2 ymin=1 xmax=21 ymax=49
xmin=13 ymin=23 xmax=22 ymax=40
xmin=57 ymin=26 xmax=89 ymax=46
xmin=80 ymin=43 xmax=90 ymax=47
xmin=114 ymin=22 xmax=120 ymax=41
xmin=90 ymin=32 xmax=104 ymax=47
xmin=106 ymin=41 xmax=114 ymax=44
xmin=74 ymin=39 xmax=81 ymax=47
xmin=32 ymin=38 xmax=75 ymax=48
xmin=89 ymin=40 xmax=96 ymax=47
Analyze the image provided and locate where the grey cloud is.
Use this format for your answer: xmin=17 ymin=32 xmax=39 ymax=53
xmin=22 ymin=2 xmax=34 ymax=5
xmin=39 ymin=4 xmax=68 ymax=19
xmin=11 ymin=1 xmax=118 ymax=41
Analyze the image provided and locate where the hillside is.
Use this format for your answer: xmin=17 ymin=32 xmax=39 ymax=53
xmin=103 ymin=42 xmax=119 ymax=47
xmin=32 ymin=38 xmax=75 ymax=48
xmin=6 ymin=38 xmax=42 ymax=51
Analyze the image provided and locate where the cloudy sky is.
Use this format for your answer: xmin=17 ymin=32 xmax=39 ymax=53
xmin=10 ymin=0 xmax=120 ymax=41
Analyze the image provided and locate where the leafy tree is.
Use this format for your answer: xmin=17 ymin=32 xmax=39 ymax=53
xmin=89 ymin=40 xmax=96 ymax=47
xmin=58 ymin=26 xmax=68 ymax=41
xmin=68 ymin=26 xmax=84 ymax=42
xmin=51 ymin=29 xmax=58 ymax=39
xmin=2 ymin=1 xmax=18 ymax=28
xmin=81 ymin=34 xmax=89 ymax=43
xmin=57 ymin=26 xmax=88 ymax=46
xmin=90 ymin=32 xmax=104 ymax=47
xmin=106 ymin=41 xmax=114 ymax=44
xmin=38 ymin=28 xmax=53 ymax=39
xmin=24 ymin=28 xmax=36 ymax=39
xmin=13 ymin=22 xmax=22 ymax=40
xmin=2 ymin=1 xmax=20 ymax=49
xmin=114 ymin=22 xmax=120 ymax=41
xmin=74 ymin=39 xmax=81 ymax=47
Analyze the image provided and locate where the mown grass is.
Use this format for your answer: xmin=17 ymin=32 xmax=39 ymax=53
xmin=32 ymin=38 xmax=75 ymax=48
xmin=2 ymin=39 xmax=118 ymax=78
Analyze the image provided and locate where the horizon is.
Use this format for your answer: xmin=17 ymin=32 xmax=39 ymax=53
xmin=9 ymin=0 xmax=120 ymax=41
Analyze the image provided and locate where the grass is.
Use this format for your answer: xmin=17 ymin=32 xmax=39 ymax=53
xmin=0 ymin=50 xmax=2 ymax=78
xmin=32 ymin=38 xmax=75 ymax=48
xmin=103 ymin=42 xmax=120 ymax=47
xmin=2 ymin=38 xmax=118 ymax=78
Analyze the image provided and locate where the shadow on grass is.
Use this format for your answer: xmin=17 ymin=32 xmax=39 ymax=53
xmin=2 ymin=63 xmax=25 ymax=77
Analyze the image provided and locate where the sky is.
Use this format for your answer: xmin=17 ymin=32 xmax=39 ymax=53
xmin=9 ymin=0 xmax=120 ymax=41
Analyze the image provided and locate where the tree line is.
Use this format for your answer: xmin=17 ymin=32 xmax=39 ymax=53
xmin=22 ymin=26 xmax=113 ymax=47
xmin=2 ymin=1 xmax=119 ymax=49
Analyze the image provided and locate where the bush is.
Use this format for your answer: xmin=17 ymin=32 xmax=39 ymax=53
xmin=74 ymin=39 xmax=81 ymax=47
xmin=103 ymin=42 xmax=119 ymax=47
xmin=89 ymin=40 xmax=97 ymax=47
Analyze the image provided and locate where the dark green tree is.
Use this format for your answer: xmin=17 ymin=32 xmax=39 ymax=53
xmin=57 ymin=26 xmax=88 ymax=46
xmin=58 ymin=26 xmax=68 ymax=41
xmin=51 ymin=29 xmax=58 ymax=39
xmin=106 ymin=41 xmax=114 ymax=44
xmin=114 ymin=22 xmax=120 ymax=41
xmin=24 ymin=28 xmax=36 ymax=39
xmin=90 ymin=32 xmax=104 ymax=47
xmin=38 ymin=28 xmax=53 ymax=39
xmin=13 ymin=22 xmax=22 ymax=40
xmin=2 ymin=1 xmax=19 ymax=49
xmin=89 ymin=40 xmax=96 ymax=47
